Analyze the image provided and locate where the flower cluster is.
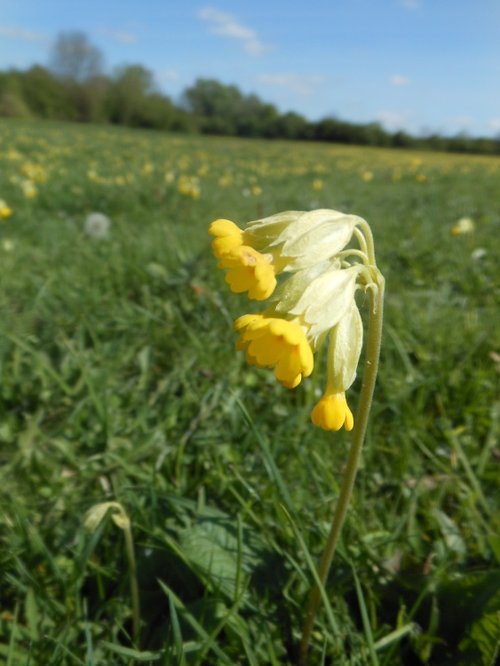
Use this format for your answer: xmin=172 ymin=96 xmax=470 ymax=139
xmin=209 ymin=209 xmax=382 ymax=431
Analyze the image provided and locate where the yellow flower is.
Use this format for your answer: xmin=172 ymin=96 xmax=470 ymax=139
xmin=235 ymin=314 xmax=313 ymax=388
xmin=311 ymin=393 xmax=354 ymax=431
xmin=0 ymin=199 xmax=13 ymax=219
xmin=210 ymin=219 xmax=277 ymax=300
xmin=21 ymin=180 xmax=37 ymax=199
xmin=177 ymin=175 xmax=200 ymax=199
xmin=209 ymin=209 xmax=381 ymax=431
xmin=209 ymin=210 xmax=361 ymax=303
xmin=209 ymin=218 xmax=244 ymax=256
xmin=451 ymin=217 xmax=475 ymax=235
xmin=219 ymin=246 xmax=277 ymax=300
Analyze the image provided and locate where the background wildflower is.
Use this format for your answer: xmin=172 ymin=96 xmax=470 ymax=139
xmin=0 ymin=199 xmax=12 ymax=219
xmin=451 ymin=216 xmax=475 ymax=235
xmin=84 ymin=211 xmax=111 ymax=239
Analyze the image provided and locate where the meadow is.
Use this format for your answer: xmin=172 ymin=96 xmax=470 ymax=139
xmin=0 ymin=118 xmax=499 ymax=665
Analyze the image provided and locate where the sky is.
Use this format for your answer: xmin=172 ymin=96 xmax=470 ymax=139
xmin=1 ymin=0 xmax=499 ymax=137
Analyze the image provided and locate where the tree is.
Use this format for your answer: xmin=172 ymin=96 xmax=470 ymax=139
xmin=106 ymin=65 xmax=157 ymax=126
xmin=49 ymin=31 xmax=104 ymax=83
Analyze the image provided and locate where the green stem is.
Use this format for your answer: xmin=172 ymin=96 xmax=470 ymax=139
xmin=299 ymin=274 xmax=385 ymax=664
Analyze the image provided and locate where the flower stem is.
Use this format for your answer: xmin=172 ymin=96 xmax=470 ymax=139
xmin=299 ymin=274 xmax=385 ymax=664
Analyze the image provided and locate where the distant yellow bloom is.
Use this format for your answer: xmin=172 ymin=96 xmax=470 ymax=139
xmin=21 ymin=180 xmax=37 ymax=199
xmin=177 ymin=175 xmax=200 ymax=199
xmin=361 ymin=170 xmax=374 ymax=182
xmin=20 ymin=162 xmax=47 ymax=183
xmin=0 ymin=199 xmax=13 ymax=219
xmin=451 ymin=217 xmax=475 ymax=235
xmin=218 ymin=173 xmax=233 ymax=188
xmin=312 ymin=179 xmax=324 ymax=191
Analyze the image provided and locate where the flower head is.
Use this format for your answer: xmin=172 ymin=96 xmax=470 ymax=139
xmin=235 ymin=314 xmax=313 ymax=388
xmin=209 ymin=208 xmax=383 ymax=431
xmin=85 ymin=212 xmax=111 ymax=239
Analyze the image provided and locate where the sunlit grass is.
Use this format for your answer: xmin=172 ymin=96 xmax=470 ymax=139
xmin=1 ymin=118 xmax=499 ymax=665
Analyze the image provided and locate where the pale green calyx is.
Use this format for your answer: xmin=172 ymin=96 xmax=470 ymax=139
xmin=244 ymin=209 xmax=361 ymax=270
xmin=273 ymin=264 xmax=362 ymax=347
xmin=326 ymin=301 xmax=364 ymax=393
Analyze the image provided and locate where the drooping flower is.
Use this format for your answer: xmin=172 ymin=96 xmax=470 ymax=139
xmin=209 ymin=210 xmax=362 ymax=303
xmin=209 ymin=209 xmax=382 ymax=431
xmin=234 ymin=314 xmax=314 ymax=389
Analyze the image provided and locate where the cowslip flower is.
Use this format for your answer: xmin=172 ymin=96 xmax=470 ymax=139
xmin=210 ymin=208 xmax=385 ymax=661
xmin=209 ymin=209 xmax=384 ymax=431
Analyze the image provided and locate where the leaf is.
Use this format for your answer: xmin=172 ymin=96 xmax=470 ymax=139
xmin=459 ymin=611 xmax=500 ymax=666
xmin=178 ymin=509 xmax=263 ymax=603
xmin=437 ymin=571 xmax=500 ymax=665
xmin=100 ymin=641 xmax=162 ymax=661
xmin=25 ymin=588 xmax=40 ymax=641
xmin=433 ymin=509 xmax=466 ymax=557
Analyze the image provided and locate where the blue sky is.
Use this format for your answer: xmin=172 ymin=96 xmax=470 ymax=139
xmin=1 ymin=0 xmax=499 ymax=137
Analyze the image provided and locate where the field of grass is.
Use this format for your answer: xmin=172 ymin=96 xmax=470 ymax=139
xmin=0 ymin=118 xmax=499 ymax=665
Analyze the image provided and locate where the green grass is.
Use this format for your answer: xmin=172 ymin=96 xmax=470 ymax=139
xmin=0 ymin=118 xmax=499 ymax=665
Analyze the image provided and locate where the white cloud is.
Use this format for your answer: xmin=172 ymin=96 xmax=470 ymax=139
xmin=97 ymin=28 xmax=138 ymax=44
xmin=488 ymin=118 xmax=500 ymax=133
xmin=447 ymin=116 xmax=474 ymax=129
xmin=0 ymin=25 xmax=46 ymax=42
xmin=390 ymin=74 xmax=410 ymax=86
xmin=198 ymin=7 xmax=270 ymax=56
xmin=399 ymin=0 xmax=421 ymax=9
xmin=377 ymin=111 xmax=410 ymax=131
xmin=256 ymin=73 xmax=324 ymax=96
xmin=156 ymin=68 xmax=180 ymax=84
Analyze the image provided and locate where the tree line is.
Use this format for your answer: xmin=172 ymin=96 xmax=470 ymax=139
xmin=1 ymin=31 xmax=498 ymax=155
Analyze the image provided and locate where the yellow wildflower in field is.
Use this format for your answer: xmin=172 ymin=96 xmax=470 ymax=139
xmin=177 ymin=175 xmax=201 ymax=199
xmin=218 ymin=173 xmax=233 ymax=188
xmin=0 ymin=199 xmax=13 ymax=219
xmin=210 ymin=209 xmax=383 ymax=430
xmin=20 ymin=162 xmax=47 ymax=183
xmin=312 ymin=179 xmax=324 ymax=191
xmin=451 ymin=217 xmax=475 ymax=235
xmin=21 ymin=179 xmax=37 ymax=199
xmin=6 ymin=148 xmax=22 ymax=161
